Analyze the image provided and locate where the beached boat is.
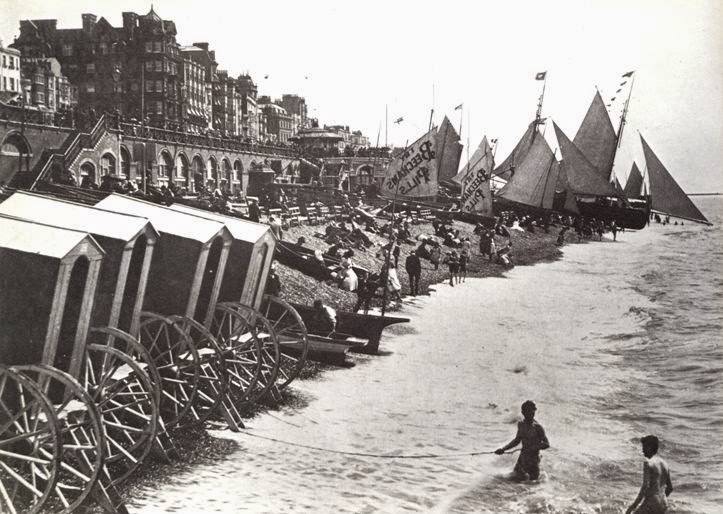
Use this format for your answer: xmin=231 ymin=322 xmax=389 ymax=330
xmin=275 ymin=241 xmax=369 ymax=280
xmin=289 ymin=302 xmax=409 ymax=354
xmin=639 ymin=135 xmax=711 ymax=225
xmin=279 ymin=334 xmax=367 ymax=364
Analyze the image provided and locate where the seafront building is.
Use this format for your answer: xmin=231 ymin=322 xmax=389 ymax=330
xmin=1 ymin=7 xmax=373 ymax=190
xmin=0 ymin=41 xmax=21 ymax=101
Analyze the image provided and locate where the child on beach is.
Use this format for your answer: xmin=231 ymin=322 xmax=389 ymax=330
xmin=495 ymin=400 xmax=550 ymax=481
xmin=626 ymin=435 xmax=673 ymax=514
xmin=444 ymin=250 xmax=459 ymax=287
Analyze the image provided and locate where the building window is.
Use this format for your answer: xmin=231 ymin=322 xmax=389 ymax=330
xmin=62 ymin=44 xmax=73 ymax=56
xmin=155 ymin=60 xmax=163 ymax=72
xmin=86 ymin=63 xmax=96 ymax=73
xmin=145 ymin=60 xmax=153 ymax=71
xmin=155 ymin=80 xmax=163 ymax=92
xmin=87 ymin=83 xmax=95 ymax=93
xmin=9 ymin=77 xmax=14 ymax=91
xmin=145 ymin=42 xmax=153 ymax=53
xmin=113 ymin=83 xmax=123 ymax=93
xmin=155 ymin=101 xmax=163 ymax=114
xmin=99 ymin=42 xmax=108 ymax=54
xmin=36 ymin=92 xmax=45 ymax=103
xmin=154 ymin=41 xmax=162 ymax=53
xmin=1 ymin=55 xmax=5 ymax=67
xmin=146 ymin=80 xmax=153 ymax=92
xmin=2 ymin=77 xmax=6 ymax=90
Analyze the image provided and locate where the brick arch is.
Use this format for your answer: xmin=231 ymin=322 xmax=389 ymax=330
xmin=207 ymin=155 xmax=218 ymax=184
xmin=175 ymin=151 xmax=190 ymax=183
xmin=1 ymin=130 xmax=33 ymax=156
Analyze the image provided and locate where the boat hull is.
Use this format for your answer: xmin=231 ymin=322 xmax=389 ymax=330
xmin=290 ymin=303 xmax=409 ymax=354
xmin=576 ymin=200 xmax=649 ymax=230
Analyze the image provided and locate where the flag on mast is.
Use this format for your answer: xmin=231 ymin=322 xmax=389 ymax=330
xmin=622 ymin=70 xmax=634 ymax=78
xmin=454 ymin=103 xmax=463 ymax=110
xmin=535 ymin=71 xmax=547 ymax=80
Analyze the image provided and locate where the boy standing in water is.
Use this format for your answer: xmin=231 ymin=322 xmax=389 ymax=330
xmin=626 ymin=435 xmax=673 ymax=514
xmin=495 ymin=400 xmax=550 ymax=480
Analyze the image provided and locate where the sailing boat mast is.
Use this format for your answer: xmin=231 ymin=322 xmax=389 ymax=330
xmin=609 ymin=72 xmax=635 ymax=184
xmin=535 ymin=74 xmax=547 ymax=126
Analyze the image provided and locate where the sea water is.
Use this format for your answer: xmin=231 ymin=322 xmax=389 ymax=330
xmin=133 ymin=197 xmax=722 ymax=513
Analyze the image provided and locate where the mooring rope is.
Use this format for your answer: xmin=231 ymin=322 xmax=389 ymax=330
xmin=240 ymin=430 xmax=520 ymax=459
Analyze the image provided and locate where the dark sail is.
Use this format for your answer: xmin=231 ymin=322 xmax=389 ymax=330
xmin=573 ymin=91 xmax=617 ymax=180
xmin=624 ymin=162 xmax=643 ymax=198
xmin=493 ymin=121 xmax=537 ymax=180
xmin=436 ymin=116 xmax=463 ymax=182
xmin=640 ymin=135 xmax=710 ymax=224
xmin=498 ymin=133 xmax=559 ymax=210
xmin=554 ymin=122 xmax=617 ymax=197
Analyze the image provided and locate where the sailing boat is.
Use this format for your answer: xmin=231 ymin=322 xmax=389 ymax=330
xmin=436 ymin=116 xmax=464 ymax=185
xmin=640 ymin=135 xmax=711 ymax=225
xmin=553 ymin=82 xmax=649 ymax=229
xmin=624 ymin=162 xmax=644 ymax=198
xmin=381 ymin=127 xmax=439 ymax=200
xmin=456 ymin=136 xmax=495 ymax=221
xmin=496 ymin=132 xmax=560 ymax=213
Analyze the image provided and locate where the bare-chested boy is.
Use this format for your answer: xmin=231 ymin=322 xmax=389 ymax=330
xmin=495 ymin=400 xmax=550 ymax=480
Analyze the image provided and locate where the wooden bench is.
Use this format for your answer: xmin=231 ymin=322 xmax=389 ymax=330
xmin=318 ymin=205 xmax=330 ymax=221
xmin=419 ymin=209 xmax=435 ymax=222
xmin=268 ymin=208 xmax=282 ymax=220
xmin=332 ymin=205 xmax=344 ymax=221
xmin=285 ymin=206 xmax=302 ymax=226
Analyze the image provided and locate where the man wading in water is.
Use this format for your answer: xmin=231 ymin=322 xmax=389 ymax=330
xmin=626 ymin=435 xmax=673 ymax=514
xmin=495 ymin=400 xmax=550 ymax=480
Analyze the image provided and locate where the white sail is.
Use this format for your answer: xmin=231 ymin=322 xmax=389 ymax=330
xmin=382 ymin=128 xmax=438 ymax=198
xmin=459 ymin=136 xmax=494 ymax=215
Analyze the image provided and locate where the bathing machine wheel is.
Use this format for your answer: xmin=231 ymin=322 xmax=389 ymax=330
xmin=0 ymin=365 xmax=61 ymax=514
xmin=166 ymin=316 xmax=229 ymax=427
xmin=14 ymin=365 xmax=106 ymax=513
xmin=213 ymin=303 xmax=279 ymax=404
xmin=82 ymin=333 xmax=159 ymax=487
xmin=259 ymin=295 xmax=308 ymax=391
xmin=138 ymin=312 xmax=201 ymax=428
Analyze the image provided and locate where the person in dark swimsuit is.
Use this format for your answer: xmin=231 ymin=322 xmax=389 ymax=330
xmin=495 ymin=400 xmax=550 ymax=480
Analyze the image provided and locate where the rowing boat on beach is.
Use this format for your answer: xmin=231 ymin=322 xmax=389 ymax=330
xmin=275 ymin=241 xmax=369 ymax=280
xmin=280 ymin=334 xmax=367 ymax=364
xmin=289 ymin=302 xmax=409 ymax=354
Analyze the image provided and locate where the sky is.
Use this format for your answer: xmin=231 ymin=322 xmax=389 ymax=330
xmin=1 ymin=0 xmax=721 ymax=192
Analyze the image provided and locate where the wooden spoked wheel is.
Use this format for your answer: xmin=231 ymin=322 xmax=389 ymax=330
xmin=138 ymin=312 xmax=201 ymax=428
xmin=0 ymin=365 xmax=61 ymax=514
xmin=212 ymin=303 xmax=276 ymax=404
xmin=83 ymin=342 xmax=159 ymax=487
xmin=14 ymin=365 xmax=105 ymax=513
xmin=166 ymin=315 xmax=228 ymax=426
xmin=260 ymin=295 xmax=309 ymax=390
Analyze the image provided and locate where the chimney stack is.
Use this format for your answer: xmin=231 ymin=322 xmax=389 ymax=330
xmin=81 ymin=13 xmax=97 ymax=34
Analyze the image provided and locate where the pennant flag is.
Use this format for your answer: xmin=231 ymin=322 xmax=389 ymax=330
xmin=394 ymin=117 xmax=404 ymax=124
xmin=535 ymin=71 xmax=547 ymax=80
xmin=620 ymin=81 xmax=627 ymax=86
xmin=616 ymin=88 xmax=622 ymax=93
xmin=454 ymin=103 xmax=463 ymax=110
xmin=622 ymin=71 xmax=634 ymax=78
xmin=610 ymin=97 xmax=616 ymax=101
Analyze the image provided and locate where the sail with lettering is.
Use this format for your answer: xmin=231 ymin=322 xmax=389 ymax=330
xmin=382 ymin=128 xmax=438 ymax=198
xmin=573 ymin=91 xmax=617 ymax=180
xmin=459 ymin=136 xmax=494 ymax=215
xmin=498 ymin=134 xmax=560 ymax=210
xmin=453 ymin=136 xmax=487 ymax=185
xmin=436 ymin=116 xmax=464 ymax=182
xmin=493 ymin=121 xmax=538 ymax=180
xmin=624 ymin=162 xmax=643 ymax=198
xmin=554 ymin=122 xmax=617 ymax=197
xmin=640 ymin=135 xmax=710 ymax=224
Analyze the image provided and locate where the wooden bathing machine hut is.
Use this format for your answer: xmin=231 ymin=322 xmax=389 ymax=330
xmin=95 ymin=194 xmax=233 ymax=326
xmin=0 ymin=191 xmax=159 ymax=336
xmin=169 ymin=203 xmax=276 ymax=310
xmin=0 ymin=215 xmax=104 ymax=377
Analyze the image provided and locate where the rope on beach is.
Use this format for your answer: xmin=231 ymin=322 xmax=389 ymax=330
xmin=239 ymin=430 xmax=520 ymax=459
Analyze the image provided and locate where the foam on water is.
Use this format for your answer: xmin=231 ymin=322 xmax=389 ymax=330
xmin=132 ymin=197 xmax=722 ymax=513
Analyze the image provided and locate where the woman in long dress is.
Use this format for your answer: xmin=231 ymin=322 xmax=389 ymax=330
xmin=626 ymin=435 xmax=673 ymax=514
